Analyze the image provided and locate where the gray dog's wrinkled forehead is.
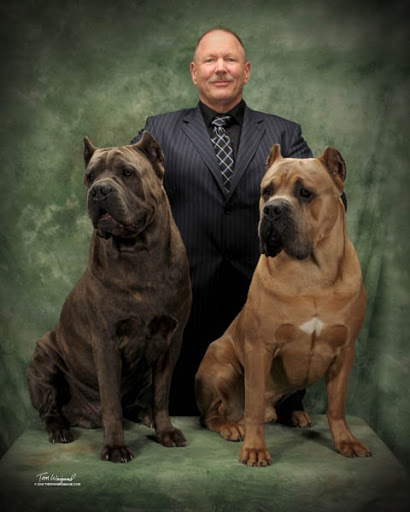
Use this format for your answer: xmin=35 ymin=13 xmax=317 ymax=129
xmin=88 ymin=146 xmax=153 ymax=174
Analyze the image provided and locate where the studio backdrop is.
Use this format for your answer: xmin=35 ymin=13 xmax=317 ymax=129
xmin=0 ymin=0 xmax=409 ymax=468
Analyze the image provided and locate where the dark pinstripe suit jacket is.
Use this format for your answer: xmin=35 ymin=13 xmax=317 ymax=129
xmin=132 ymin=103 xmax=312 ymax=292
xmin=131 ymin=103 xmax=312 ymax=414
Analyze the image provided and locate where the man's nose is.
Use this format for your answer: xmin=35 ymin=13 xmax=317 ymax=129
xmin=215 ymin=58 xmax=227 ymax=73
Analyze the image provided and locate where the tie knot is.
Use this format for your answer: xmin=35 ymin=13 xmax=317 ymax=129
xmin=212 ymin=115 xmax=232 ymax=128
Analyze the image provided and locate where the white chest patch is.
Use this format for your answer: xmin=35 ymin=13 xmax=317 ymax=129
xmin=299 ymin=316 xmax=324 ymax=336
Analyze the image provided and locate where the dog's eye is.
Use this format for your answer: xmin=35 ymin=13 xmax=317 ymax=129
xmin=299 ymin=188 xmax=312 ymax=200
xmin=262 ymin=186 xmax=273 ymax=199
xmin=123 ymin=168 xmax=134 ymax=178
xmin=87 ymin=172 xmax=95 ymax=183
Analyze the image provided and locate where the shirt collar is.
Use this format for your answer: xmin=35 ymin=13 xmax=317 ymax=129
xmin=199 ymin=99 xmax=246 ymax=127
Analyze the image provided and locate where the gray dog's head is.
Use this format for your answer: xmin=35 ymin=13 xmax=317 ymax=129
xmin=83 ymin=131 xmax=164 ymax=240
xmin=258 ymin=144 xmax=346 ymax=259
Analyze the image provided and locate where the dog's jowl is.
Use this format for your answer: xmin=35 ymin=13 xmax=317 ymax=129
xmin=195 ymin=144 xmax=370 ymax=466
xmin=27 ymin=132 xmax=191 ymax=462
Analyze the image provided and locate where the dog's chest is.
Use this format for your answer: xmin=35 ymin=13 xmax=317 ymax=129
xmin=270 ymin=315 xmax=349 ymax=388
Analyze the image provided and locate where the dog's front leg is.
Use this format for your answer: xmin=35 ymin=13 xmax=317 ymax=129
xmin=92 ymin=336 xmax=134 ymax=463
xmin=152 ymin=339 xmax=187 ymax=448
xmin=240 ymin=345 xmax=273 ymax=467
xmin=326 ymin=342 xmax=371 ymax=457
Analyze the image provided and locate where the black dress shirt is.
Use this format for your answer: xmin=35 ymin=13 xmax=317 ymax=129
xmin=199 ymin=99 xmax=245 ymax=164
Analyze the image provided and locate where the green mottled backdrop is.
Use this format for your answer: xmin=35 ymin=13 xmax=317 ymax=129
xmin=1 ymin=0 xmax=409 ymax=468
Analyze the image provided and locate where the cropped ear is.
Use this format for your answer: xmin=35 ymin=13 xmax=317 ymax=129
xmin=266 ymin=144 xmax=282 ymax=169
xmin=83 ymin=136 xmax=97 ymax=167
xmin=133 ymin=131 xmax=164 ymax=180
xmin=318 ymin=146 xmax=346 ymax=192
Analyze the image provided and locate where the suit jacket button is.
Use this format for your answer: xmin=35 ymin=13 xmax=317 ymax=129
xmin=224 ymin=206 xmax=231 ymax=215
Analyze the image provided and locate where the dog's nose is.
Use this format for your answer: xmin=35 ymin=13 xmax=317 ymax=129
xmin=90 ymin=183 xmax=113 ymax=201
xmin=264 ymin=201 xmax=286 ymax=220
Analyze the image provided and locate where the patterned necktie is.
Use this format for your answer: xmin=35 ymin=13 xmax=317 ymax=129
xmin=211 ymin=115 xmax=234 ymax=193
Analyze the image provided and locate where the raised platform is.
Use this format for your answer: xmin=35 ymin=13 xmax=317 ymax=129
xmin=0 ymin=415 xmax=408 ymax=511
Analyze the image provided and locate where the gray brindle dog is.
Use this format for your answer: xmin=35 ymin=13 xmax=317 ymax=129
xmin=27 ymin=132 xmax=192 ymax=462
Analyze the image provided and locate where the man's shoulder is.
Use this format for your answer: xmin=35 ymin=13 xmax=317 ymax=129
xmin=145 ymin=107 xmax=196 ymax=125
xmin=246 ymin=106 xmax=301 ymax=129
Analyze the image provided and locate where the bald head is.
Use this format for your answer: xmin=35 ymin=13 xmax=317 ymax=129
xmin=193 ymin=27 xmax=247 ymax=62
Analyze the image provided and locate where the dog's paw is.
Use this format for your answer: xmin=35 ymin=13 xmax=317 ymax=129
xmin=48 ymin=427 xmax=74 ymax=444
xmin=138 ymin=409 xmax=154 ymax=429
xmin=336 ymin=438 xmax=372 ymax=458
xmin=277 ymin=410 xmax=312 ymax=428
xmin=220 ymin=422 xmax=245 ymax=442
xmin=101 ymin=445 xmax=134 ymax=463
xmin=157 ymin=428 xmax=187 ymax=447
xmin=240 ymin=445 xmax=272 ymax=467
xmin=290 ymin=411 xmax=312 ymax=428
xmin=264 ymin=405 xmax=277 ymax=423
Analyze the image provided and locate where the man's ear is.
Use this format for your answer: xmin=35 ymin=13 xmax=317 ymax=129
xmin=190 ymin=61 xmax=197 ymax=85
xmin=83 ymin=136 xmax=97 ymax=167
xmin=318 ymin=146 xmax=346 ymax=192
xmin=132 ymin=131 xmax=165 ymax=180
xmin=244 ymin=60 xmax=251 ymax=84
xmin=266 ymin=144 xmax=282 ymax=169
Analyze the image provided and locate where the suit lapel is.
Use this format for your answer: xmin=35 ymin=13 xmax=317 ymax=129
xmin=181 ymin=105 xmax=227 ymax=196
xmin=181 ymin=104 xmax=265 ymax=200
xmin=227 ymin=106 xmax=265 ymax=199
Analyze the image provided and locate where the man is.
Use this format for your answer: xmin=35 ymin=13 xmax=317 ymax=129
xmin=131 ymin=28 xmax=314 ymax=416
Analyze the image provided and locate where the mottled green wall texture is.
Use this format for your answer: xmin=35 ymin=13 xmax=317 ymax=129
xmin=1 ymin=0 xmax=409 ymax=468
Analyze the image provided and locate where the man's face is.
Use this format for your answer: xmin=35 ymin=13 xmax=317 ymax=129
xmin=190 ymin=30 xmax=251 ymax=112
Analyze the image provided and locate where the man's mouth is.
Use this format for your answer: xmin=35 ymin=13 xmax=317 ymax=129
xmin=208 ymin=76 xmax=234 ymax=84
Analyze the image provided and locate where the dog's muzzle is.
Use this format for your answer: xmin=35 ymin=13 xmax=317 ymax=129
xmin=263 ymin=199 xmax=290 ymax=225
xmin=260 ymin=200 xmax=292 ymax=257
xmin=259 ymin=200 xmax=289 ymax=258
xmin=87 ymin=180 xmax=126 ymax=238
xmin=259 ymin=199 xmax=310 ymax=259
xmin=89 ymin=182 xmax=114 ymax=203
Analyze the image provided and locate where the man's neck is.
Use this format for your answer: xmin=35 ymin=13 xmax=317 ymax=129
xmin=199 ymin=97 xmax=243 ymax=114
xmin=199 ymin=99 xmax=245 ymax=128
